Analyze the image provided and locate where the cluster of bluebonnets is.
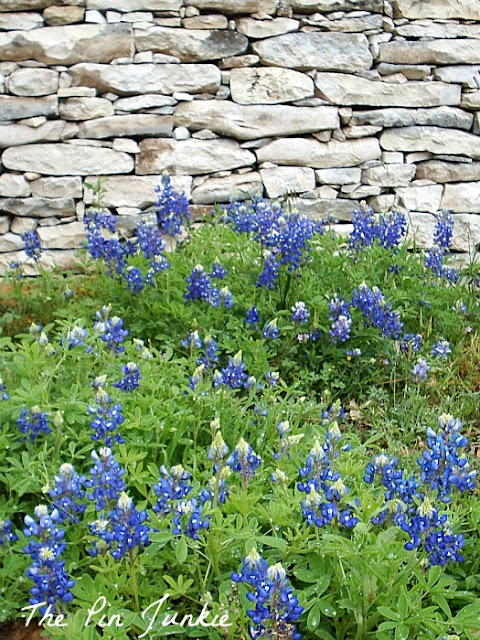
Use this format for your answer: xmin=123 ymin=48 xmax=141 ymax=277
xmin=2 ymin=174 xmax=477 ymax=637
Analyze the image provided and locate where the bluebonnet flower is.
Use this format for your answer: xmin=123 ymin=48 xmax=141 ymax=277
xmin=412 ymin=357 xmax=430 ymax=382
xmin=189 ymin=364 xmax=205 ymax=391
xmin=199 ymin=468 xmax=231 ymax=505
xmin=21 ymin=230 xmax=42 ymax=262
xmin=136 ymin=222 xmax=166 ymax=259
xmin=271 ymin=468 xmax=288 ymax=485
xmin=182 ymin=330 xmax=202 ymax=350
xmin=329 ymin=296 xmax=352 ymax=343
xmin=417 ymin=414 xmax=476 ymax=503
xmin=63 ymin=286 xmax=74 ymax=301
xmin=49 ymin=463 xmax=86 ymax=524
xmin=291 ymin=302 xmax=310 ymax=325
xmin=172 ymin=498 xmax=210 ymax=540
xmin=244 ymin=306 xmax=260 ymax=328
xmin=84 ymin=210 xmax=134 ymax=277
xmin=0 ymin=377 xmax=9 ymax=401
xmin=211 ymin=285 xmax=234 ymax=309
xmin=0 ymin=519 xmax=18 ymax=545
xmin=232 ymin=548 xmax=303 ymax=640
xmin=153 ymin=464 xmax=193 ymax=516
xmin=210 ymin=261 xmax=227 ymax=280
xmin=265 ymin=371 xmax=280 ymax=386
xmin=227 ymin=438 xmax=262 ymax=487
xmin=65 ymin=326 xmax=88 ymax=349
xmin=351 ymin=283 xmax=403 ymax=339
xmin=213 ymin=351 xmax=250 ymax=390
xmin=346 ymin=348 xmax=361 ymax=360
xmin=431 ymin=339 xmax=451 ymax=360
xmin=349 ymin=203 xmax=406 ymax=251
xmin=124 ymin=266 xmax=145 ymax=293
xmin=434 ymin=210 xmax=454 ymax=251
xmin=155 ymin=171 xmax=190 ymax=238
xmin=197 ymin=335 xmax=219 ymax=369
xmin=17 ymin=407 xmax=51 ymax=442
xmin=263 ymin=319 xmax=279 ymax=340
xmin=207 ymin=431 xmax=230 ymax=471
xmin=114 ymin=362 xmax=141 ymax=392
xmin=87 ymin=387 xmax=125 ymax=446
xmin=85 ymin=447 xmax=127 ymax=512
xmin=89 ymin=492 xmax=150 ymax=560
xmin=23 ymin=505 xmax=75 ymax=613
xmin=425 ymin=212 xmax=459 ymax=283
xmin=399 ymin=333 xmax=422 ymax=354
xmin=94 ymin=309 xmax=129 ymax=353
xmin=184 ymin=265 xmax=214 ymax=303
xmin=257 ymin=250 xmax=280 ymax=289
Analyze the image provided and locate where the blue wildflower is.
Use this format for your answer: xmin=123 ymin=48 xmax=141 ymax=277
xmin=210 ymin=261 xmax=227 ymax=280
xmin=263 ymin=319 xmax=279 ymax=340
xmin=291 ymin=301 xmax=310 ymax=325
xmin=431 ymin=339 xmax=451 ymax=360
xmin=153 ymin=465 xmax=193 ymax=516
xmin=244 ymin=306 xmax=260 ymax=328
xmin=412 ymin=358 xmax=430 ymax=382
xmin=227 ymin=437 xmax=262 ymax=486
xmin=85 ymin=447 xmax=127 ymax=512
xmin=21 ymin=231 xmax=42 ymax=262
xmin=0 ymin=519 xmax=18 ymax=545
xmin=49 ymin=463 xmax=86 ymax=524
xmin=17 ymin=406 xmax=51 ymax=442
xmin=114 ymin=362 xmax=141 ymax=392
xmin=87 ymin=387 xmax=125 ymax=446
xmin=399 ymin=333 xmax=422 ymax=354
xmin=214 ymin=351 xmax=250 ymax=390
xmin=94 ymin=309 xmax=129 ymax=353
xmin=155 ymin=171 xmax=190 ymax=238
xmin=351 ymin=283 xmax=403 ymax=339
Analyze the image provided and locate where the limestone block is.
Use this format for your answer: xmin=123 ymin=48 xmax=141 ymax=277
xmin=31 ymin=176 xmax=83 ymax=198
xmin=0 ymin=196 xmax=76 ymax=217
xmin=362 ymin=164 xmax=416 ymax=187
xmin=43 ymin=6 xmax=85 ymax=26
xmin=380 ymin=126 xmax=480 ymax=159
xmin=236 ymin=17 xmax=299 ymax=39
xmin=230 ymin=67 xmax=313 ymax=105
xmin=76 ymin=114 xmax=173 ymax=139
xmin=441 ymin=183 xmax=480 ymax=212
xmin=183 ymin=0 xmax=278 ymax=14
xmin=261 ymin=166 xmax=315 ymax=198
xmin=392 ymin=0 xmax=480 ymax=20
xmin=37 ymin=220 xmax=85 ymax=248
xmin=59 ymin=97 xmax=114 ymax=120
xmin=315 ymin=167 xmax=361 ymax=184
xmin=0 ymin=95 xmax=57 ymax=120
xmin=0 ymin=12 xmax=44 ymax=30
xmin=87 ymin=0 xmax=182 ymax=9
xmin=83 ymin=175 xmax=192 ymax=208
xmin=8 ymin=67 xmax=58 ymax=96
xmin=0 ymin=173 xmax=31 ymax=197
xmin=0 ymin=232 xmax=23 ymax=252
xmin=0 ymin=120 xmax=75 ymax=148
xmin=416 ymin=161 xmax=480 ymax=183
xmin=396 ymin=184 xmax=443 ymax=213
xmin=351 ymin=106 xmax=473 ymax=130
xmin=191 ymin=172 xmax=262 ymax=203
xmin=379 ymin=39 xmax=480 ymax=65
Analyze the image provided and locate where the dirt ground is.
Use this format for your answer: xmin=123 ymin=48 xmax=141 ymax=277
xmin=0 ymin=621 xmax=45 ymax=640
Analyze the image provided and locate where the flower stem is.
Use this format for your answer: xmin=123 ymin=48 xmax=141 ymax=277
xmin=129 ymin=549 xmax=140 ymax=612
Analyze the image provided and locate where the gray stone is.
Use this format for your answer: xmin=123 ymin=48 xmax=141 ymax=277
xmin=8 ymin=68 xmax=58 ymax=96
xmin=174 ymin=101 xmax=339 ymax=140
xmin=77 ymin=114 xmax=173 ymax=139
xmin=83 ymin=174 xmax=192 ymax=208
xmin=291 ymin=0 xmax=383 ymax=11
xmin=114 ymin=94 xmax=176 ymax=112
xmin=256 ymin=137 xmax=381 ymax=168
xmin=184 ymin=0 xmax=278 ymax=14
xmin=112 ymin=138 xmax=140 ymax=153
xmin=0 ymin=232 xmax=23 ymax=252
xmin=294 ymin=197 xmax=358 ymax=222
xmin=434 ymin=65 xmax=480 ymax=89
xmin=315 ymin=73 xmax=461 ymax=107
xmin=0 ymin=95 xmax=57 ymax=120
xmin=191 ymin=172 xmax=262 ymax=203
xmin=404 ymin=212 xmax=436 ymax=248
xmin=0 ymin=120 xmax=74 ymax=148
xmin=343 ymin=125 xmax=382 ymax=138
xmin=37 ymin=220 xmax=85 ymax=249
xmin=220 ymin=54 xmax=259 ymax=68
xmin=183 ymin=15 xmax=229 ymax=29
xmin=43 ymin=6 xmax=85 ymax=26
xmin=136 ymin=138 xmax=255 ymax=175
xmin=351 ymin=106 xmax=473 ymax=130
xmin=31 ymin=176 xmax=82 ymax=198
xmin=70 ymin=63 xmax=221 ymax=95
xmin=396 ymin=184 xmax=443 ymax=213
xmin=261 ymin=166 xmax=315 ymax=198
xmin=0 ymin=197 xmax=75 ymax=217
xmin=441 ymin=183 xmax=480 ymax=213
xmin=449 ymin=214 xmax=480 ymax=252
xmin=0 ymin=173 xmax=31 ymax=197
xmin=87 ymin=0 xmax=181 ymax=9
xmin=315 ymin=167 xmax=361 ymax=184
xmin=378 ymin=63 xmax=431 ymax=80
xmin=230 ymin=67 xmax=313 ymax=105
xmin=416 ymin=161 xmax=480 ymax=183
xmin=307 ymin=13 xmax=384 ymax=32
xmin=2 ymin=143 xmax=134 ymax=175
xmin=379 ymin=39 xmax=480 ymax=66
xmin=392 ymin=0 xmax=480 ymax=20
xmin=59 ymin=97 xmax=114 ymax=120
xmin=0 ymin=216 xmax=10 ymax=233
xmin=362 ymin=164 xmax=416 ymax=187
xmin=57 ymin=87 xmax=97 ymax=97
xmin=252 ymin=32 xmax=372 ymax=71
xmin=0 ymin=12 xmax=44 ymax=31
xmin=10 ymin=217 xmax=37 ymax=234
xmin=0 ymin=24 xmax=134 ymax=65
xmin=380 ymin=126 xmax=480 ymax=159
xmin=396 ymin=21 xmax=480 ymax=39
xmin=237 ymin=17 xmax=299 ymax=39
xmin=135 ymin=27 xmax=248 ymax=62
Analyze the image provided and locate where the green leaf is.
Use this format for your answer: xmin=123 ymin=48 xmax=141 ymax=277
xmin=175 ymin=537 xmax=188 ymax=564
xmin=255 ymin=535 xmax=287 ymax=549
xmin=377 ymin=606 xmax=400 ymax=622
xmin=317 ymin=599 xmax=336 ymax=618
xmin=398 ymin=593 xmax=408 ymax=620
xmin=307 ymin=603 xmax=321 ymax=631
xmin=395 ymin=623 xmax=409 ymax=640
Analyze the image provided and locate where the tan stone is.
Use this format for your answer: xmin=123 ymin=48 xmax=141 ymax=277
xmin=77 ymin=114 xmax=173 ymax=139
xmin=351 ymin=106 xmax=472 ymax=130
xmin=315 ymin=73 xmax=460 ymax=107
xmin=43 ymin=6 xmax=85 ymax=25
xmin=441 ymin=183 xmax=480 ymax=212
xmin=0 ymin=232 xmax=23 ymax=252
xmin=261 ymin=166 xmax=315 ymax=198
xmin=0 ymin=120 xmax=74 ymax=148
xmin=31 ymin=176 xmax=82 ymax=198
xmin=0 ymin=197 xmax=75 ymax=217
xmin=2 ymin=143 xmax=134 ymax=175
xmin=315 ymin=167 xmax=361 ymax=184
xmin=184 ymin=0 xmax=278 ymax=14
xmin=291 ymin=0 xmax=383 ymax=11
xmin=256 ymin=137 xmax=381 ymax=168
xmin=136 ymin=139 xmax=255 ymax=175
xmin=183 ymin=15 xmax=228 ymax=29
xmin=252 ymin=32 xmax=372 ymax=71
xmin=396 ymin=21 xmax=480 ymax=39
xmin=0 ymin=24 xmax=133 ymax=65
xmin=0 ymin=12 xmax=44 ymax=30
xmin=236 ymin=17 xmax=299 ymax=39
xmin=135 ymin=27 xmax=248 ymax=62
xmin=393 ymin=0 xmax=480 ymax=20
xmin=0 ymin=173 xmax=31 ymax=197
xmin=230 ymin=67 xmax=313 ymax=105
xmin=70 ymin=63 xmax=221 ymax=95
xmin=461 ymin=91 xmax=480 ymax=109
xmin=87 ymin=0 xmax=182 ymax=9
xmin=416 ymin=161 xmax=480 ymax=183
xmin=396 ymin=184 xmax=443 ymax=213
xmin=83 ymin=175 xmax=192 ymax=208
xmin=37 ymin=220 xmax=85 ymax=249
xmin=174 ymin=101 xmax=339 ymax=140
xmin=59 ymin=97 xmax=114 ymax=120
xmin=362 ymin=164 xmax=416 ymax=187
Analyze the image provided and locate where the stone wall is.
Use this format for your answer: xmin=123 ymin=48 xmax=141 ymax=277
xmin=1 ymin=0 xmax=480 ymax=270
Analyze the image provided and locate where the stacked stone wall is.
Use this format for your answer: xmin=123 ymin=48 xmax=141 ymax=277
xmin=1 ymin=0 xmax=480 ymax=269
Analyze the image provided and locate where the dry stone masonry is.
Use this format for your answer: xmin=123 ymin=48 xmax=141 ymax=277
xmin=1 ymin=0 xmax=480 ymax=269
